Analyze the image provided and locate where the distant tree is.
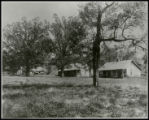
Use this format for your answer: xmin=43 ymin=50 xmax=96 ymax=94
xmin=43 ymin=53 xmax=56 ymax=74
xmin=3 ymin=17 xmax=52 ymax=76
xmin=76 ymin=38 xmax=93 ymax=77
xmin=49 ymin=14 xmax=86 ymax=77
xmin=79 ymin=2 xmax=147 ymax=86
xmin=2 ymin=49 xmax=20 ymax=75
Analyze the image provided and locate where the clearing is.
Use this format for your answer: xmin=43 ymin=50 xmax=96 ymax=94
xmin=2 ymin=75 xmax=148 ymax=118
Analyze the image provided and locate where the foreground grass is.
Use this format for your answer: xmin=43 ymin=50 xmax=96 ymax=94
xmin=2 ymin=82 xmax=148 ymax=118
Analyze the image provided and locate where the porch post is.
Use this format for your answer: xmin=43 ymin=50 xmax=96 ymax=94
xmin=122 ymin=69 xmax=124 ymax=78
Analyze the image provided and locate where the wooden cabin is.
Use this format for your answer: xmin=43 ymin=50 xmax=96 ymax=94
xmin=98 ymin=60 xmax=142 ymax=78
xmin=58 ymin=63 xmax=92 ymax=77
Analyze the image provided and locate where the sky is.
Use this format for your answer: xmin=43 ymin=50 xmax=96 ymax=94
xmin=2 ymin=1 xmax=148 ymax=29
xmin=2 ymin=2 xmax=88 ymax=28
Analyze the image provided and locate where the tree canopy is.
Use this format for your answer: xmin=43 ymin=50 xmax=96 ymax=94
xmin=49 ymin=14 xmax=86 ymax=76
xmin=3 ymin=17 xmax=52 ymax=76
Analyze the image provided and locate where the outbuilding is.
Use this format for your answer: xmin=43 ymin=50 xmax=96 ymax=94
xmin=58 ymin=63 xmax=92 ymax=77
xmin=98 ymin=60 xmax=142 ymax=78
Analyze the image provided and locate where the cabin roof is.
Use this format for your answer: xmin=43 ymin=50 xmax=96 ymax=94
xmin=58 ymin=68 xmax=80 ymax=71
xmin=98 ymin=60 xmax=141 ymax=71
xmin=58 ymin=63 xmax=86 ymax=72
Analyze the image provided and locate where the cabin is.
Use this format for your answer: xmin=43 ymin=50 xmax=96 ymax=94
xmin=58 ymin=63 xmax=92 ymax=77
xmin=58 ymin=68 xmax=81 ymax=77
xmin=98 ymin=60 xmax=142 ymax=78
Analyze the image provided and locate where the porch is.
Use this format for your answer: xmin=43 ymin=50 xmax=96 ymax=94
xmin=99 ymin=69 xmax=127 ymax=78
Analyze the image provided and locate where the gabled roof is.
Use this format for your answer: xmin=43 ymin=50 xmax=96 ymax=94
xmin=58 ymin=68 xmax=80 ymax=72
xmin=98 ymin=60 xmax=141 ymax=71
xmin=58 ymin=63 xmax=87 ymax=71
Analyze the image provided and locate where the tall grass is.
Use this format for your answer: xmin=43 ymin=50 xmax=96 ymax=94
xmin=2 ymin=81 xmax=147 ymax=118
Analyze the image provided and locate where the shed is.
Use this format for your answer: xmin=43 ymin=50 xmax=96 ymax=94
xmin=58 ymin=63 xmax=92 ymax=77
xmin=58 ymin=68 xmax=80 ymax=77
xmin=98 ymin=60 xmax=142 ymax=78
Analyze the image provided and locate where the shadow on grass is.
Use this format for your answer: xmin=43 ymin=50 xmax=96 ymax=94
xmin=3 ymin=83 xmax=93 ymax=89
xmin=3 ymin=92 xmax=32 ymax=99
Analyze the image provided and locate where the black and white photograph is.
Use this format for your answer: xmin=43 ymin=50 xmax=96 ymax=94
xmin=1 ymin=1 xmax=148 ymax=118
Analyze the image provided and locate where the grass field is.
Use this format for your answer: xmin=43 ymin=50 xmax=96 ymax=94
xmin=2 ymin=75 xmax=148 ymax=118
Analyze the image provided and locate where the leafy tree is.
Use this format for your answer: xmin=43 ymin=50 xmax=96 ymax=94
xmin=101 ymin=42 xmax=136 ymax=62
xmin=3 ymin=17 xmax=52 ymax=76
xmin=49 ymin=14 xmax=86 ymax=77
xmin=79 ymin=2 xmax=147 ymax=86
xmin=43 ymin=53 xmax=56 ymax=74
xmin=2 ymin=49 xmax=20 ymax=75
xmin=78 ymin=38 xmax=93 ymax=77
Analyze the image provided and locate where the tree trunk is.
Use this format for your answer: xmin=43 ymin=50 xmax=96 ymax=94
xmin=96 ymin=42 xmax=100 ymax=86
xmin=25 ymin=57 xmax=30 ymax=76
xmin=60 ymin=66 xmax=64 ymax=77
xmin=89 ymin=65 xmax=92 ymax=77
xmin=93 ymin=42 xmax=97 ymax=86
xmin=47 ymin=64 xmax=51 ymax=75
xmin=25 ymin=65 xmax=30 ymax=77
xmin=93 ymin=42 xmax=100 ymax=87
xmin=92 ymin=10 xmax=102 ymax=87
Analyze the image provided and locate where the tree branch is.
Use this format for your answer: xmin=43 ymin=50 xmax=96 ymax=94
xmin=122 ymin=23 xmax=127 ymax=39
xmin=119 ymin=16 xmax=130 ymax=27
xmin=113 ymin=27 xmax=117 ymax=38
xmin=102 ymin=2 xmax=115 ymax=14
xmin=136 ymin=45 xmax=147 ymax=51
xmin=102 ymin=37 xmax=135 ymax=42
